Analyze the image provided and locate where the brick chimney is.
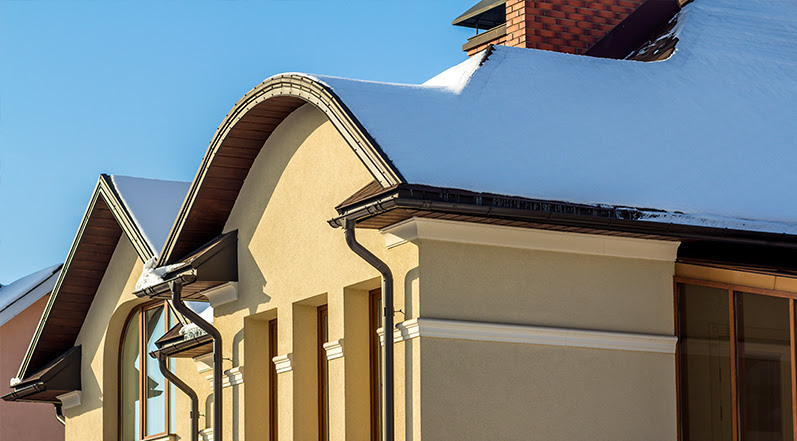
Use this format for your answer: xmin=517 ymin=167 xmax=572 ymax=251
xmin=454 ymin=0 xmax=681 ymax=59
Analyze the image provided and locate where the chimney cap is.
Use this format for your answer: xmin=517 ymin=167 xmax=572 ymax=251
xmin=453 ymin=0 xmax=506 ymax=29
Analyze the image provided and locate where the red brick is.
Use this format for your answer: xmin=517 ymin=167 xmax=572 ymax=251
xmin=617 ymin=0 xmax=639 ymax=7
xmin=537 ymin=2 xmax=555 ymax=10
xmin=535 ymin=42 xmax=557 ymax=50
xmin=538 ymin=16 xmax=557 ymax=24
xmin=545 ymin=23 xmax=567 ymax=32
xmin=526 ymin=34 xmax=546 ymax=43
xmin=576 ymin=7 xmax=595 ymax=15
xmin=587 ymin=2 xmax=608 ymax=10
xmin=607 ymin=5 xmax=629 ymax=13
xmin=548 ymin=37 xmax=567 ymax=45
xmin=536 ymin=29 xmax=556 ymax=37
xmin=568 ymin=12 xmax=588 ymax=21
xmin=557 ymin=18 xmax=577 ymax=26
xmin=565 ymin=0 xmax=586 ymax=7
xmin=577 ymin=33 xmax=596 ymax=42
xmin=595 ymin=23 xmax=615 ymax=31
xmin=556 ymin=46 xmax=579 ymax=54
xmin=555 ymin=31 xmax=576 ymax=41
xmin=568 ymin=26 xmax=586 ymax=34
xmin=558 ymin=5 xmax=577 ymax=13
xmin=597 ymin=10 xmax=616 ymax=18
xmin=575 ymin=19 xmax=594 ymax=29
xmin=548 ymin=9 xmax=567 ymax=18
xmin=592 ymin=16 xmax=609 ymax=24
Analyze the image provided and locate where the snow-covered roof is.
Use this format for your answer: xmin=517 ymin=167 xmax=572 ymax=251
xmin=0 ymin=264 xmax=61 ymax=327
xmin=110 ymin=175 xmax=191 ymax=254
xmin=305 ymin=0 xmax=797 ymax=234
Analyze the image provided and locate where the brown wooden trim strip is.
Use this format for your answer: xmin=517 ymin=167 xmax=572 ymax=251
xmin=269 ymin=319 xmax=278 ymax=441
xmin=791 ymin=299 xmax=797 ymax=437
xmin=728 ymin=290 xmax=739 ymax=441
xmin=674 ymin=276 xmax=797 ymax=300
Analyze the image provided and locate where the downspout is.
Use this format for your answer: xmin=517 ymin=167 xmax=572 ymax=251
xmin=54 ymin=403 xmax=66 ymax=425
xmin=156 ymin=352 xmax=199 ymax=441
xmin=343 ymin=218 xmax=394 ymax=441
xmin=169 ymin=280 xmax=222 ymax=441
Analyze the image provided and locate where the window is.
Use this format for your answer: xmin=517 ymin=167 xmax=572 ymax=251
xmin=677 ymin=280 xmax=795 ymax=441
xmin=317 ymin=305 xmax=329 ymax=441
xmin=269 ymin=319 xmax=278 ymax=441
xmin=369 ymin=289 xmax=383 ymax=441
xmin=120 ymin=302 xmax=175 ymax=440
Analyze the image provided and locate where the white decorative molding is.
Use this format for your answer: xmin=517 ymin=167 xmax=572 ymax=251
xmin=203 ymin=282 xmax=238 ymax=307
xmin=207 ymin=366 xmax=244 ymax=390
xmin=389 ymin=318 xmax=677 ymax=354
xmin=323 ymin=339 xmax=344 ymax=360
xmin=56 ymin=390 xmax=82 ymax=409
xmin=193 ymin=353 xmax=213 ymax=373
xmin=273 ymin=353 xmax=293 ymax=374
xmin=380 ymin=217 xmax=679 ymax=261
xmin=199 ymin=428 xmax=213 ymax=441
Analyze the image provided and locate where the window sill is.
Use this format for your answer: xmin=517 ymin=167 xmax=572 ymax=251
xmin=143 ymin=434 xmax=176 ymax=441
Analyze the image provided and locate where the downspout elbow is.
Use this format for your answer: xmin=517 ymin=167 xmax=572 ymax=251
xmin=169 ymin=281 xmax=222 ymax=441
xmin=156 ymin=352 xmax=199 ymax=441
xmin=54 ymin=403 xmax=65 ymax=426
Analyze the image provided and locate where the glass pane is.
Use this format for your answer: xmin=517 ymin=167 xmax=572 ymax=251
xmin=121 ymin=311 xmax=140 ymax=441
xmin=736 ymin=292 xmax=793 ymax=441
xmin=145 ymin=305 xmax=167 ymax=436
xmin=678 ymin=284 xmax=733 ymax=441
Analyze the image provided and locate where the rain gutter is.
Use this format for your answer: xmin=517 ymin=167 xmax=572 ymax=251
xmin=340 ymin=218 xmax=395 ymax=441
xmin=329 ymin=185 xmax=797 ymax=249
xmin=169 ymin=280 xmax=222 ymax=441
xmin=1 ymin=381 xmax=46 ymax=402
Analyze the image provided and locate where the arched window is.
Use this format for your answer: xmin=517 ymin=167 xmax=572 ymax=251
xmin=120 ymin=301 xmax=175 ymax=440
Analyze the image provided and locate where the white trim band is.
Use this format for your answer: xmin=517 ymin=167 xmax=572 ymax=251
xmin=386 ymin=318 xmax=676 ymax=354
xmin=203 ymin=282 xmax=238 ymax=307
xmin=207 ymin=366 xmax=244 ymax=390
xmin=56 ymin=390 xmax=82 ymax=410
xmin=323 ymin=339 xmax=344 ymax=361
xmin=380 ymin=217 xmax=679 ymax=261
xmin=273 ymin=353 xmax=293 ymax=374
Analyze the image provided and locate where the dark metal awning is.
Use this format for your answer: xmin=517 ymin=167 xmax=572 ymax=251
xmin=134 ymin=230 xmax=238 ymax=301
xmin=453 ymin=0 xmax=506 ymax=29
xmin=151 ymin=324 xmax=212 ymax=359
xmin=2 ymin=346 xmax=81 ymax=403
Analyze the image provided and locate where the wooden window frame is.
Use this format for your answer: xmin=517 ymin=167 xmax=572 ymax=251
xmin=317 ymin=305 xmax=329 ymax=441
xmin=118 ymin=300 xmax=173 ymax=441
xmin=368 ymin=289 xmax=382 ymax=441
xmin=269 ymin=319 xmax=278 ymax=441
xmin=675 ymin=276 xmax=797 ymax=441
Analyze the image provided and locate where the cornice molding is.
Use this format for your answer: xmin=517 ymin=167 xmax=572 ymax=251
xmin=273 ymin=353 xmax=293 ymax=374
xmin=381 ymin=318 xmax=676 ymax=354
xmin=381 ymin=217 xmax=679 ymax=261
xmin=56 ymin=390 xmax=82 ymax=410
xmin=207 ymin=366 xmax=244 ymax=390
xmin=323 ymin=339 xmax=344 ymax=361
xmin=203 ymin=282 xmax=238 ymax=307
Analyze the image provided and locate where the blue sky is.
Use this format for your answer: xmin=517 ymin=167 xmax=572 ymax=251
xmin=0 ymin=1 xmax=474 ymax=283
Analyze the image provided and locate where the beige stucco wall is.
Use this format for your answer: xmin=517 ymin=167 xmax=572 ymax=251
xmin=216 ymin=103 xmax=419 ymax=441
xmin=401 ymin=238 xmax=677 ymax=440
xmin=64 ymin=235 xmax=145 ymax=441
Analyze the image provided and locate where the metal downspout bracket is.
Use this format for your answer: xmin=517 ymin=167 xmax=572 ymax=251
xmin=156 ymin=352 xmax=199 ymax=441
xmin=343 ymin=218 xmax=395 ymax=441
xmin=169 ymin=280 xmax=222 ymax=441
xmin=54 ymin=402 xmax=65 ymax=425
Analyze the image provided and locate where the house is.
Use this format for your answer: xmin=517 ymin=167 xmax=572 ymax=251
xmin=0 ymin=264 xmax=63 ymax=440
xmin=4 ymin=0 xmax=797 ymax=440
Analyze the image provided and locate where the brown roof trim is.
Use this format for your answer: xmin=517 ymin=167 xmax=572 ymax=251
xmin=151 ymin=325 xmax=213 ymax=359
xmin=17 ymin=176 xmax=157 ymax=380
xmin=158 ymin=74 xmax=403 ymax=265
xmin=4 ymin=346 xmax=81 ymax=403
xmin=330 ymin=183 xmax=797 ymax=249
